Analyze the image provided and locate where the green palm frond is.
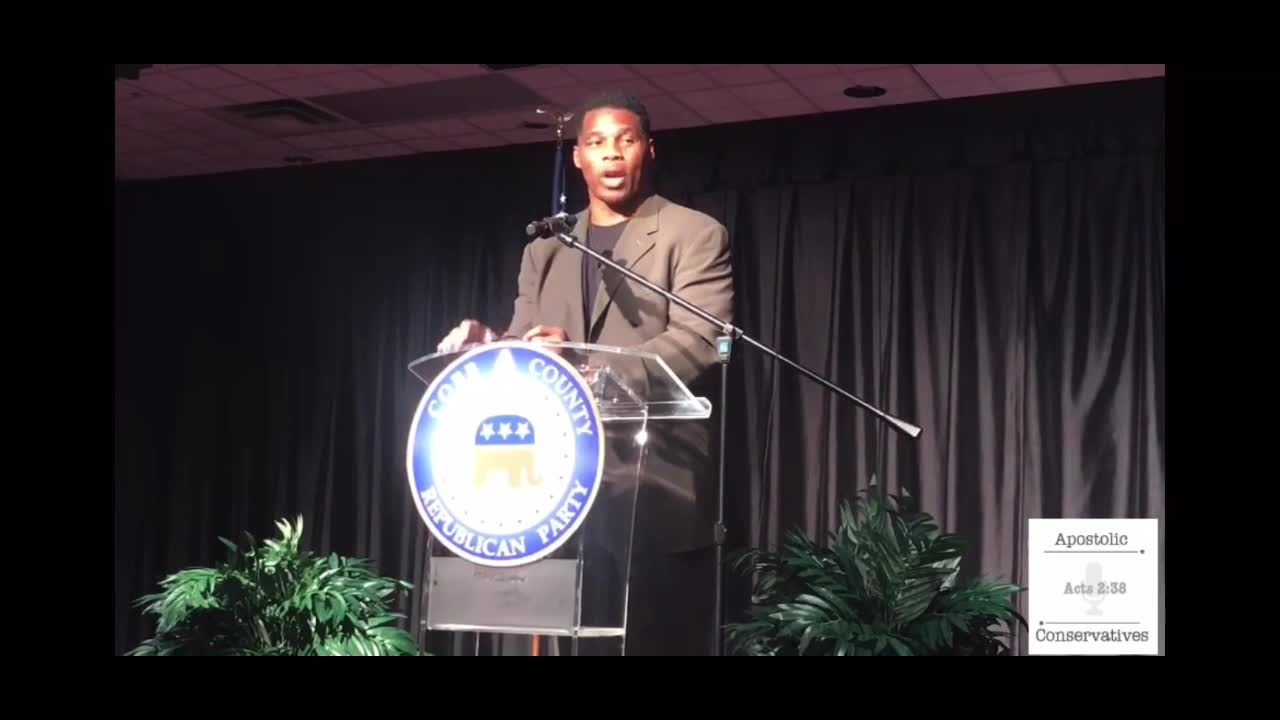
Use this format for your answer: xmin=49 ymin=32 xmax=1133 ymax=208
xmin=726 ymin=484 xmax=1026 ymax=656
xmin=128 ymin=514 xmax=425 ymax=656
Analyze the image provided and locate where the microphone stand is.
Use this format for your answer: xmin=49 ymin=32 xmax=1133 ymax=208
xmin=541 ymin=225 xmax=922 ymax=656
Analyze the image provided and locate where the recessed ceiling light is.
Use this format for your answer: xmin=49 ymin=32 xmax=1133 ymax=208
xmin=843 ymin=85 xmax=886 ymax=99
xmin=521 ymin=120 xmax=551 ymax=130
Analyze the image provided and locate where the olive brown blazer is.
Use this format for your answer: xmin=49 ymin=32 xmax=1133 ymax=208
xmin=504 ymin=193 xmax=735 ymax=553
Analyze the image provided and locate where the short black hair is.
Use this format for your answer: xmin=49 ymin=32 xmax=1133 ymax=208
xmin=573 ymin=92 xmax=651 ymax=139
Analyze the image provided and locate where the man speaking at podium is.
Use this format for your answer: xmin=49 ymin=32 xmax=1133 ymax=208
xmin=437 ymin=93 xmax=735 ymax=655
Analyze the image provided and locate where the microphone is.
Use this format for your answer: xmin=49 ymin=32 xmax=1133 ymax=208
xmin=526 ymin=212 xmax=576 ymax=239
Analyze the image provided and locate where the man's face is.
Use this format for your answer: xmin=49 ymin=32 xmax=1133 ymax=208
xmin=573 ymin=107 xmax=655 ymax=208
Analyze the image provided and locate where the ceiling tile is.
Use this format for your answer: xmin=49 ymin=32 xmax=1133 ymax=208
xmin=929 ymin=78 xmax=1002 ymax=99
xmin=200 ymin=144 xmax=251 ymax=160
xmin=319 ymin=71 xmax=386 ymax=92
xmin=423 ymin=64 xmax=487 ymax=79
xmin=126 ymin=95 xmax=190 ymax=115
xmin=650 ymin=111 xmax=706 ymax=131
xmin=753 ymin=96 xmax=819 ymax=119
xmin=167 ymin=111 xmax=223 ymax=131
xmin=217 ymin=84 xmax=284 ymax=104
xmin=1057 ymin=64 xmax=1132 ymax=84
xmin=813 ymin=94 xmax=881 ymax=112
xmin=876 ymin=86 xmax=938 ymax=106
xmin=405 ymin=137 xmax=459 ymax=153
xmin=158 ymin=129 xmax=213 ymax=148
xmin=171 ymin=90 xmax=233 ymax=109
xmin=680 ymin=88 xmax=751 ymax=112
xmin=628 ymin=64 xmax=698 ymax=76
xmin=981 ymin=64 xmax=1052 ymax=76
xmin=367 ymin=64 xmax=438 ymax=84
xmin=358 ymin=142 xmax=411 ymax=158
xmin=449 ymin=132 xmax=506 ymax=149
xmin=418 ymin=118 xmax=482 ymax=136
xmin=607 ymin=77 xmax=665 ymax=98
xmin=115 ymin=132 xmax=168 ymax=154
xmin=282 ymin=64 xmax=350 ymax=76
xmin=729 ymin=81 xmax=803 ymax=104
xmin=118 ymin=113 xmax=180 ymax=134
xmin=468 ymin=110 xmax=538 ymax=131
xmin=650 ymin=72 xmax=716 ymax=93
xmin=155 ymin=147 xmax=211 ymax=165
xmin=263 ymin=76 xmax=337 ymax=97
xmin=792 ymin=74 xmax=857 ymax=98
xmin=836 ymin=64 xmax=902 ymax=75
xmin=994 ymin=70 xmax=1063 ymax=92
xmin=320 ymin=147 xmax=375 ymax=162
xmin=641 ymin=95 xmax=706 ymax=129
xmin=285 ymin=129 xmax=384 ymax=150
xmin=913 ymin=64 xmax=986 ymax=84
xmin=703 ymin=64 xmax=778 ymax=86
xmin=538 ymin=85 xmax=594 ymax=106
xmin=768 ymin=64 xmax=840 ymax=79
xmin=509 ymin=66 xmax=580 ymax=89
xmin=240 ymin=139 xmax=298 ymax=159
xmin=199 ymin=122 xmax=264 ymax=143
xmin=562 ymin=64 xmax=637 ymax=83
xmin=375 ymin=123 xmax=436 ymax=140
xmin=135 ymin=72 xmax=196 ymax=95
xmin=222 ymin=64 xmax=298 ymax=82
xmin=168 ymin=66 xmax=246 ymax=89
xmin=695 ymin=105 xmax=759 ymax=124
xmin=497 ymin=127 xmax=555 ymax=145
xmin=848 ymin=66 xmax=925 ymax=90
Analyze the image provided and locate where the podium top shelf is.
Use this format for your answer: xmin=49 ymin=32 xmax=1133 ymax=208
xmin=407 ymin=340 xmax=712 ymax=422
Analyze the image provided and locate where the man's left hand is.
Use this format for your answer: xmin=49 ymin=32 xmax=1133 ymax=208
xmin=522 ymin=325 xmax=568 ymax=345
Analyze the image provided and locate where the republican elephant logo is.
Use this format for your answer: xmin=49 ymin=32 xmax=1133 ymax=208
xmin=473 ymin=413 xmax=541 ymax=488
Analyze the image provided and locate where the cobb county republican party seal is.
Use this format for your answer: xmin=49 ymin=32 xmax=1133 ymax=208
xmin=406 ymin=342 xmax=604 ymax=568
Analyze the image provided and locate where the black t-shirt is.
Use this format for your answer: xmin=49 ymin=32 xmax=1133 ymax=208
xmin=582 ymin=220 xmax=628 ymax=336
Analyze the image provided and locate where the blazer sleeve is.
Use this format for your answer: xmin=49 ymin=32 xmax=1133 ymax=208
xmin=503 ymin=242 xmax=540 ymax=340
xmin=637 ymin=221 xmax=735 ymax=386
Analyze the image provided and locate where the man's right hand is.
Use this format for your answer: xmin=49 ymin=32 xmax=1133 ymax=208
xmin=437 ymin=319 xmax=495 ymax=353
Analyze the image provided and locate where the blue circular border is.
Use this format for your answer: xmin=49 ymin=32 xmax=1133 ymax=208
xmin=405 ymin=342 xmax=604 ymax=567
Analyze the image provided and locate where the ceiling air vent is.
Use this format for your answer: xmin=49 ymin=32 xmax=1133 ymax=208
xmin=209 ymin=98 xmax=349 ymax=136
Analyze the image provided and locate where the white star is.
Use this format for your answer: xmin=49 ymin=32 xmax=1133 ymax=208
xmin=516 ymin=422 xmax=530 ymax=439
xmin=499 ymin=422 xmax=512 ymax=438
xmin=480 ymin=423 xmax=495 ymax=440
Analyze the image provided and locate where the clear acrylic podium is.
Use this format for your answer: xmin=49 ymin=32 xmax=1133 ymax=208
xmin=406 ymin=340 xmax=711 ymax=656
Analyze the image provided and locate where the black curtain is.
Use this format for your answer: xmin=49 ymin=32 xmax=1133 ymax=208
xmin=114 ymin=78 xmax=1164 ymax=655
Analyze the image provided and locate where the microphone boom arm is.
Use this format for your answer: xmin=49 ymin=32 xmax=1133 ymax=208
xmin=552 ymin=231 xmax=922 ymax=438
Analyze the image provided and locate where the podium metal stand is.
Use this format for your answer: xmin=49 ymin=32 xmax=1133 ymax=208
xmin=405 ymin=340 xmax=711 ymax=655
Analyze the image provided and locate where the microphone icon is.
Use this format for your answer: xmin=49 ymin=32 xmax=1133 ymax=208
xmin=1083 ymin=561 xmax=1105 ymax=616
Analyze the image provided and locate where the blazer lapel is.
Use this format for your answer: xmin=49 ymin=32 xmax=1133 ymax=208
xmin=588 ymin=195 xmax=663 ymax=336
xmin=551 ymin=210 xmax=589 ymax=343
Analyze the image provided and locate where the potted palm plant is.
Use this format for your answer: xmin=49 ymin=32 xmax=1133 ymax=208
xmin=726 ymin=484 xmax=1026 ymax=656
xmin=128 ymin=516 xmax=424 ymax=656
